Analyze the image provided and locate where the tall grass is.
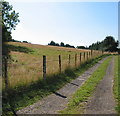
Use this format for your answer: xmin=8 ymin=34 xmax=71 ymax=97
xmin=2 ymin=42 xmax=104 ymax=89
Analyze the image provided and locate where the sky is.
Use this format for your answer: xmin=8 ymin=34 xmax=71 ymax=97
xmin=8 ymin=1 xmax=118 ymax=47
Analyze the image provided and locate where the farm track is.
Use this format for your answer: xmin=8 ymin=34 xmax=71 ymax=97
xmin=83 ymin=56 xmax=117 ymax=115
xmin=17 ymin=56 xmax=109 ymax=114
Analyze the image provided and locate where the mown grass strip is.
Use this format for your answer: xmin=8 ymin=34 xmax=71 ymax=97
xmin=2 ymin=54 xmax=109 ymax=115
xmin=59 ymin=55 xmax=113 ymax=114
xmin=113 ymin=55 xmax=120 ymax=115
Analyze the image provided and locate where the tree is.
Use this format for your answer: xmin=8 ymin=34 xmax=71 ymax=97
xmin=23 ymin=41 xmax=28 ymax=43
xmin=48 ymin=41 xmax=56 ymax=46
xmin=89 ymin=36 xmax=118 ymax=52
xmin=77 ymin=46 xmax=85 ymax=49
xmin=1 ymin=1 xmax=20 ymax=56
xmin=60 ymin=42 xmax=64 ymax=47
xmin=1 ymin=2 xmax=20 ymax=115
xmin=55 ymin=43 xmax=59 ymax=46
xmin=103 ymin=36 xmax=118 ymax=52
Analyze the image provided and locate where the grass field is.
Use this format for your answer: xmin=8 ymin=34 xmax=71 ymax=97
xmin=59 ymin=56 xmax=113 ymax=114
xmin=2 ymin=42 xmax=108 ymax=115
xmin=113 ymin=55 xmax=120 ymax=115
xmin=3 ymin=42 xmax=102 ymax=89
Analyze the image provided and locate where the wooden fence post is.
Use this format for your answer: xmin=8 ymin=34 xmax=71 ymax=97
xmin=59 ymin=55 xmax=61 ymax=73
xmin=4 ymin=57 xmax=8 ymax=92
xmin=89 ymin=52 xmax=90 ymax=58
xmin=87 ymin=52 xmax=88 ymax=60
xmin=43 ymin=55 xmax=46 ymax=79
xmin=80 ymin=53 xmax=81 ymax=64
xmin=91 ymin=49 xmax=93 ymax=56
xmin=84 ymin=52 xmax=85 ymax=62
xmin=75 ymin=54 xmax=77 ymax=67
xmin=69 ymin=54 xmax=70 ymax=65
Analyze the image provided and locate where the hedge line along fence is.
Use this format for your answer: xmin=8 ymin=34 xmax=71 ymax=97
xmin=2 ymin=50 xmax=105 ymax=89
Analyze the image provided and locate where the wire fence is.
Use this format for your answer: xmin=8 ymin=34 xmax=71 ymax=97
xmin=2 ymin=50 xmax=105 ymax=89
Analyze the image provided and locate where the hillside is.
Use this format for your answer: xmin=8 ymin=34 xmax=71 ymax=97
xmin=4 ymin=42 xmax=101 ymax=89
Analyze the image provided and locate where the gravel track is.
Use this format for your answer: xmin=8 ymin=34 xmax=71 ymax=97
xmin=17 ymin=57 xmax=108 ymax=115
xmin=83 ymin=56 xmax=117 ymax=115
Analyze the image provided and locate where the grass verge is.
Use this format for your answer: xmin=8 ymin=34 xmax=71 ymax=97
xmin=113 ymin=55 xmax=120 ymax=115
xmin=59 ymin=55 xmax=113 ymax=114
xmin=2 ymin=54 xmax=109 ymax=115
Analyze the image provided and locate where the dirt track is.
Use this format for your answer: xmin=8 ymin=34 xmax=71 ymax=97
xmin=17 ymin=57 xmax=108 ymax=115
xmin=83 ymin=57 xmax=117 ymax=114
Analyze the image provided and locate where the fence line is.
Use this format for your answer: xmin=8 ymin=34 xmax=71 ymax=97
xmin=3 ymin=50 xmax=104 ymax=82
xmin=42 ymin=51 xmax=103 ymax=78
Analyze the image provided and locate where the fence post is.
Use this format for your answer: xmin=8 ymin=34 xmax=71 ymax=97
xmin=59 ymin=55 xmax=61 ymax=73
xmin=43 ymin=55 xmax=46 ymax=79
xmin=69 ymin=54 xmax=70 ymax=65
xmin=4 ymin=57 xmax=8 ymax=93
xmin=89 ymin=52 xmax=90 ymax=58
xmin=91 ymin=49 xmax=93 ymax=56
xmin=84 ymin=52 xmax=85 ymax=62
xmin=80 ymin=52 xmax=81 ymax=64
xmin=75 ymin=54 xmax=77 ymax=67
xmin=87 ymin=52 xmax=88 ymax=60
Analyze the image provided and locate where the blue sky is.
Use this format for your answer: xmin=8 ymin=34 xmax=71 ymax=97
xmin=9 ymin=1 xmax=118 ymax=47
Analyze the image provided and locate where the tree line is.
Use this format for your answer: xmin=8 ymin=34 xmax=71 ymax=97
xmin=48 ymin=41 xmax=75 ymax=48
xmin=9 ymin=39 xmax=30 ymax=43
xmin=88 ymin=36 xmax=119 ymax=52
xmin=48 ymin=36 xmax=119 ymax=53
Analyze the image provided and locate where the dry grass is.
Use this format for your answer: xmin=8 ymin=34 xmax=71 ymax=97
xmin=3 ymin=42 xmax=104 ymax=89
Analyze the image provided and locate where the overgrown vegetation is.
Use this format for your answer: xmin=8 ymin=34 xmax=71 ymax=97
xmin=2 ymin=54 xmax=109 ymax=115
xmin=59 ymin=55 xmax=112 ymax=114
xmin=113 ymin=55 xmax=120 ymax=115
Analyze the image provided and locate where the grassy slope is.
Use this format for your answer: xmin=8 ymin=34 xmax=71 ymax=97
xmin=2 ymin=45 xmax=108 ymax=115
xmin=59 ymin=55 xmax=113 ymax=114
xmin=113 ymin=55 xmax=120 ymax=115
xmin=5 ymin=42 xmax=99 ymax=89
